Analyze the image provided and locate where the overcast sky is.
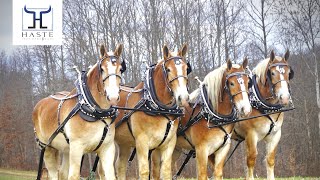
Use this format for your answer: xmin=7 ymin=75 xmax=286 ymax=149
xmin=0 ymin=0 xmax=13 ymax=53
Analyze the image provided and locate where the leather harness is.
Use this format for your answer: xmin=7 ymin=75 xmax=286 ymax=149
xmin=35 ymin=71 xmax=118 ymax=180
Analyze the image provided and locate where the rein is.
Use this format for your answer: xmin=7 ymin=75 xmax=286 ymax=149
xmin=224 ymin=67 xmax=295 ymax=167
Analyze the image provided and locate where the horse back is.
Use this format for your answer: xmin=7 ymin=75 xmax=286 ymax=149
xmin=32 ymin=89 xmax=77 ymax=142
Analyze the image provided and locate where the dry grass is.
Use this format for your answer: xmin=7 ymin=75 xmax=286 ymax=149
xmin=0 ymin=168 xmax=319 ymax=180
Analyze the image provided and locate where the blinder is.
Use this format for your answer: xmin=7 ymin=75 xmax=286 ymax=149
xmin=187 ymin=61 xmax=192 ymax=75
xmin=248 ymin=77 xmax=253 ymax=88
xmin=289 ymin=66 xmax=294 ymax=80
xmin=120 ymin=60 xmax=126 ymax=73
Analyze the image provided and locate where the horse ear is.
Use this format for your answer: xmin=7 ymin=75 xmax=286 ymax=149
xmin=269 ymin=50 xmax=275 ymax=63
xmin=284 ymin=49 xmax=290 ymax=61
xmin=115 ymin=44 xmax=123 ymax=57
xmin=180 ymin=43 xmax=188 ymax=57
xmin=163 ymin=45 xmax=169 ymax=59
xmin=242 ymin=57 xmax=248 ymax=69
xmin=100 ymin=44 xmax=106 ymax=58
xmin=227 ymin=59 xmax=232 ymax=70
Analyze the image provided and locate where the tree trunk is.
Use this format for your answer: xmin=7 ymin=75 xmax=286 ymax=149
xmin=314 ymin=53 xmax=320 ymax=137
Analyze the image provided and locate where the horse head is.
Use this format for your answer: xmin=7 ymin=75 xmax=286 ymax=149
xmin=265 ymin=50 xmax=293 ymax=105
xmin=162 ymin=44 xmax=191 ymax=107
xmin=98 ymin=44 xmax=124 ymax=106
xmin=223 ymin=58 xmax=252 ymax=117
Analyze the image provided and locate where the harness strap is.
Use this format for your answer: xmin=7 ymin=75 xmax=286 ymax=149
xmin=89 ymin=154 xmax=100 ymax=179
xmin=182 ymin=133 xmax=195 ymax=149
xmin=265 ymin=113 xmax=281 ymax=137
xmin=36 ymin=148 xmax=46 ymax=180
xmin=214 ymin=126 xmax=231 ymax=153
xmin=224 ymin=139 xmax=243 ymax=166
xmin=127 ymin=115 xmax=176 ymax=165
xmin=173 ymin=150 xmax=195 ymax=179
xmin=223 ymin=129 xmax=245 ymax=166
xmin=157 ymin=114 xmax=174 ymax=148
xmin=48 ymin=103 xmax=81 ymax=145
xmin=128 ymin=148 xmax=136 ymax=166
xmin=93 ymin=119 xmax=110 ymax=152
xmin=36 ymin=103 xmax=80 ymax=180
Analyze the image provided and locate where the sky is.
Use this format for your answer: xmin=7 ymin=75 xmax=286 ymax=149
xmin=0 ymin=0 xmax=13 ymax=53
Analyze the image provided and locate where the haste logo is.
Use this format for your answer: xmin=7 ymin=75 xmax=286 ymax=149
xmin=13 ymin=0 xmax=62 ymax=45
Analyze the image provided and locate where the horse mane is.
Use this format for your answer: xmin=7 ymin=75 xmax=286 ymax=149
xmin=190 ymin=63 xmax=240 ymax=110
xmin=87 ymin=64 xmax=98 ymax=76
xmin=253 ymin=56 xmax=284 ymax=85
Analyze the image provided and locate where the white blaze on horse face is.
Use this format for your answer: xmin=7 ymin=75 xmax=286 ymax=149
xmin=276 ymin=66 xmax=290 ymax=104
xmin=236 ymin=77 xmax=251 ymax=116
xmin=174 ymin=60 xmax=189 ymax=106
xmin=104 ymin=52 xmax=120 ymax=105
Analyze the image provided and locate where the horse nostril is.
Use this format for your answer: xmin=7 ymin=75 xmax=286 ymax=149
xmin=178 ymin=95 xmax=182 ymax=102
xmin=117 ymin=96 xmax=120 ymax=101
xmin=107 ymin=95 xmax=110 ymax=101
xmin=279 ymin=95 xmax=283 ymax=100
xmin=186 ymin=95 xmax=190 ymax=102
xmin=241 ymin=107 xmax=244 ymax=113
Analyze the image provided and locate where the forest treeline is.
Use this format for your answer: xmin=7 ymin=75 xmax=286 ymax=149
xmin=0 ymin=0 xmax=319 ymax=178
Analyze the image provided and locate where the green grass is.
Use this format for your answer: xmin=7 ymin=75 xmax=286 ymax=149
xmin=0 ymin=168 xmax=319 ymax=180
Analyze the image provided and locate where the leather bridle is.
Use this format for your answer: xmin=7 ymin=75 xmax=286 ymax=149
xmin=266 ymin=62 xmax=293 ymax=98
xmin=162 ymin=56 xmax=190 ymax=96
xmin=97 ymin=55 xmax=124 ymax=95
xmin=224 ymin=71 xmax=250 ymax=103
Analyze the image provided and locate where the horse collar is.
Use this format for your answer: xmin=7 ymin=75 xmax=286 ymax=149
xmin=75 ymin=71 xmax=117 ymax=122
xmin=143 ymin=66 xmax=182 ymax=115
xmin=200 ymin=84 xmax=238 ymax=126
xmin=249 ymin=74 xmax=283 ymax=113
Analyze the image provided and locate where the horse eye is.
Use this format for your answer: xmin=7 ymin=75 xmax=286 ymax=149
xmin=230 ymin=82 xmax=234 ymax=86
xmin=271 ymin=72 xmax=275 ymax=76
xmin=166 ymin=68 xmax=170 ymax=72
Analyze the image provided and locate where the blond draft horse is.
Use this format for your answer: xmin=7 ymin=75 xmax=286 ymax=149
xmin=152 ymin=59 xmax=252 ymax=180
xmin=113 ymin=44 xmax=190 ymax=180
xmin=232 ymin=50 xmax=294 ymax=180
xmin=32 ymin=44 xmax=124 ymax=180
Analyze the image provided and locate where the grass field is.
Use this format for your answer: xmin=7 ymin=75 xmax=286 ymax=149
xmin=0 ymin=168 xmax=319 ymax=180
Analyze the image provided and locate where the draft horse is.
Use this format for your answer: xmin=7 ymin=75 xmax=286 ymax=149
xmin=32 ymin=44 xmax=125 ymax=180
xmin=114 ymin=44 xmax=191 ymax=180
xmin=231 ymin=50 xmax=294 ymax=180
xmin=152 ymin=58 xmax=252 ymax=180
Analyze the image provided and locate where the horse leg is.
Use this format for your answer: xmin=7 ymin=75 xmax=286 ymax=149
xmin=171 ymin=148 xmax=182 ymax=176
xmin=195 ymin=145 xmax=209 ymax=180
xmin=98 ymin=141 xmax=116 ymax=180
xmin=136 ymin=139 xmax=150 ymax=180
xmin=213 ymin=143 xmax=231 ymax=180
xmin=159 ymin=135 xmax=177 ymax=179
xmin=151 ymin=149 xmax=161 ymax=180
xmin=59 ymin=151 xmax=69 ymax=180
xmin=265 ymin=130 xmax=281 ymax=180
xmin=68 ymin=143 xmax=84 ymax=180
xmin=246 ymin=133 xmax=258 ymax=180
xmin=208 ymin=154 xmax=215 ymax=177
xmin=116 ymin=144 xmax=131 ymax=180
xmin=43 ymin=147 xmax=59 ymax=180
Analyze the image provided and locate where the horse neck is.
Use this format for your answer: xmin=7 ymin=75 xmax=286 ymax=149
xmin=86 ymin=67 xmax=110 ymax=108
xmin=152 ymin=65 xmax=175 ymax=105
xmin=216 ymin=90 xmax=233 ymax=115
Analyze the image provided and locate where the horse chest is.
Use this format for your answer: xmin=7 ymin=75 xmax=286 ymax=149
xmin=65 ymin=119 xmax=115 ymax=150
